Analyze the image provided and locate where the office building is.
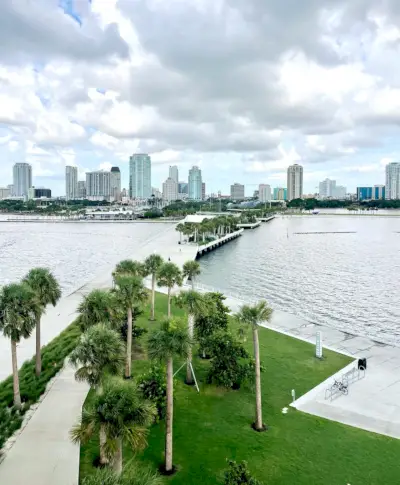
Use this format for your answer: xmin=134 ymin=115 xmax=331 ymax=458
xmin=357 ymin=186 xmax=386 ymax=201
xmin=202 ymin=182 xmax=206 ymax=200
xmin=273 ymin=187 xmax=287 ymax=200
xmin=178 ymin=182 xmax=188 ymax=194
xmin=13 ymin=163 xmax=32 ymax=198
xmin=169 ymin=165 xmax=179 ymax=183
xmin=230 ymin=183 xmax=245 ymax=200
xmin=385 ymin=162 xmax=400 ymax=199
xmin=65 ymin=165 xmax=78 ymax=200
xmin=162 ymin=177 xmax=178 ymax=202
xmin=77 ymin=181 xmax=86 ymax=199
xmin=357 ymin=187 xmax=372 ymax=201
xmin=259 ymin=184 xmax=271 ymax=203
xmin=188 ymin=166 xmax=202 ymax=200
xmin=373 ymin=185 xmax=385 ymax=200
xmin=86 ymin=171 xmax=111 ymax=199
xmin=287 ymin=164 xmax=303 ymax=201
xmin=7 ymin=184 xmax=14 ymax=196
xmin=110 ymin=166 xmax=121 ymax=201
xmin=319 ymin=178 xmax=336 ymax=199
xmin=0 ymin=187 xmax=10 ymax=199
xmin=28 ymin=187 xmax=52 ymax=199
xmin=129 ymin=153 xmax=151 ymax=199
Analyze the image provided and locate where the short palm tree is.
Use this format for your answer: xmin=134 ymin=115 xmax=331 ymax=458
xmin=81 ymin=462 xmax=164 ymax=485
xmin=71 ymin=379 xmax=156 ymax=475
xmin=157 ymin=262 xmax=183 ymax=317
xmin=235 ymin=301 xmax=273 ymax=431
xmin=143 ymin=254 xmax=164 ymax=321
xmin=77 ymin=289 xmax=115 ymax=330
xmin=23 ymin=267 xmax=61 ymax=376
xmin=182 ymin=260 xmax=201 ymax=290
xmin=114 ymin=275 xmax=148 ymax=378
xmin=113 ymin=260 xmax=145 ymax=279
xmin=148 ymin=319 xmax=190 ymax=473
xmin=0 ymin=283 xmax=41 ymax=409
xmin=175 ymin=223 xmax=185 ymax=244
xmin=173 ymin=290 xmax=205 ymax=385
xmin=70 ymin=323 xmax=125 ymax=465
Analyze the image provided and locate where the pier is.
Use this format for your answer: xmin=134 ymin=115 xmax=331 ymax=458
xmin=196 ymin=229 xmax=243 ymax=257
xmin=258 ymin=216 xmax=275 ymax=223
xmin=237 ymin=221 xmax=261 ymax=229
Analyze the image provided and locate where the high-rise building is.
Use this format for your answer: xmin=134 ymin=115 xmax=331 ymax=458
xmin=110 ymin=166 xmax=121 ymax=201
xmin=129 ymin=154 xmax=151 ymax=199
xmin=77 ymin=181 xmax=86 ymax=199
xmin=13 ymin=163 xmax=32 ymax=198
xmin=188 ymin=166 xmax=202 ymax=200
xmin=258 ymin=184 xmax=271 ymax=202
xmin=178 ymin=182 xmax=188 ymax=194
xmin=230 ymin=183 xmax=245 ymax=200
xmin=65 ymin=165 xmax=78 ymax=200
xmin=334 ymin=186 xmax=347 ymax=199
xmin=273 ymin=187 xmax=287 ymax=200
xmin=162 ymin=177 xmax=178 ymax=202
xmin=169 ymin=165 xmax=179 ymax=183
xmin=287 ymin=164 xmax=303 ymax=201
xmin=385 ymin=162 xmax=400 ymax=200
xmin=202 ymin=182 xmax=206 ymax=200
xmin=319 ymin=178 xmax=336 ymax=199
xmin=357 ymin=185 xmax=385 ymax=201
xmin=86 ymin=171 xmax=111 ymax=199
xmin=373 ymin=184 xmax=385 ymax=200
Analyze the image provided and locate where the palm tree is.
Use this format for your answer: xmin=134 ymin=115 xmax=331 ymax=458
xmin=0 ymin=283 xmax=40 ymax=409
xmin=143 ymin=254 xmax=164 ymax=321
xmin=113 ymin=260 xmax=145 ymax=279
xmin=235 ymin=301 xmax=273 ymax=431
xmin=147 ymin=319 xmax=190 ymax=473
xmin=23 ymin=267 xmax=61 ymax=376
xmin=70 ymin=323 xmax=125 ymax=465
xmin=175 ymin=223 xmax=185 ymax=244
xmin=157 ymin=263 xmax=183 ymax=317
xmin=173 ymin=290 xmax=205 ymax=385
xmin=77 ymin=289 xmax=116 ymax=330
xmin=81 ymin=462 xmax=164 ymax=485
xmin=114 ymin=275 xmax=148 ymax=379
xmin=182 ymin=260 xmax=201 ymax=290
xmin=71 ymin=379 xmax=156 ymax=475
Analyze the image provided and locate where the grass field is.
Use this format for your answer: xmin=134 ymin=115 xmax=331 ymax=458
xmin=80 ymin=293 xmax=400 ymax=484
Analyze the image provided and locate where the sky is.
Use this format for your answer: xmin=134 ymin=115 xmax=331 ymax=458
xmin=1 ymin=0 xmax=400 ymax=196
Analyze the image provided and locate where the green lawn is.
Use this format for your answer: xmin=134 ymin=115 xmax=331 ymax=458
xmin=80 ymin=293 xmax=400 ymax=484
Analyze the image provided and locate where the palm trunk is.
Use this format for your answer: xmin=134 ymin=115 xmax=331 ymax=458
xmin=165 ymin=357 xmax=174 ymax=472
xmin=191 ymin=278 xmax=195 ymax=290
xmin=253 ymin=327 xmax=263 ymax=430
xmin=151 ymin=274 xmax=156 ymax=320
xmin=11 ymin=340 xmax=21 ymax=409
xmin=35 ymin=314 xmax=41 ymax=377
xmin=99 ymin=425 xmax=108 ymax=465
xmin=125 ymin=307 xmax=133 ymax=378
xmin=112 ymin=438 xmax=123 ymax=475
xmin=186 ymin=313 xmax=194 ymax=384
xmin=167 ymin=287 xmax=171 ymax=318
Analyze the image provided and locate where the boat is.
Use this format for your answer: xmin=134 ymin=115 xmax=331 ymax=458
xmin=312 ymin=210 xmax=320 ymax=215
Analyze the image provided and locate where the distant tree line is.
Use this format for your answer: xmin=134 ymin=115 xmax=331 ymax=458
xmin=287 ymin=198 xmax=400 ymax=210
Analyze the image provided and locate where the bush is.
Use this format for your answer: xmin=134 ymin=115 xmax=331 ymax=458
xmin=137 ymin=365 xmax=170 ymax=421
xmin=223 ymin=460 xmax=263 ymax=485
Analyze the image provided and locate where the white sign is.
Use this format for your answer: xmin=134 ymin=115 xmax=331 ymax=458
xmin=316 ymin=331 xmax=323 ymax=358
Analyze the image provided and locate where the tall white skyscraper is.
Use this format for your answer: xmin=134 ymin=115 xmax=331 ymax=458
xmin=287 ymin=164 xmax=303 ymax=201
xmin=86 ymin=171 xmax=111 ymax=199
xmin=13 ymin=163 xmax=32 ymax=197
xmin=65 ymin=165 xmax=78 ymax=200
xmin=188 ymin=166 xmax=202 ymax=200
xmin=259 ymin=184 xmax=271 ymax=202
xmin=110 ymin=167 xmax=121 ymax=201
xmin=162 ymin=177 xmax=178 ymax=202
xmin=385 ymin=162 xmax=400 ymax=200
xmin=129 ymin=154 xmax=151 ymax=199
xmin=169 ymin=165 xmax=179 ymax=183
xmin=319 ymin=178 xmax=336 ymax=199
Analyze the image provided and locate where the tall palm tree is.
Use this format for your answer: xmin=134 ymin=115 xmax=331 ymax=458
xmin=143 ymin=254 xmax=164 ymax=321
xmin=157 ymin=262 xmax=183 ymax=317
xmin=71 ymin=379 xmax=156 ymax=475
xmin=0 ymin=283 xmax=40 ymax=409
xmin=114 ymin=275 xmax=148 ymax=379
xmin=235 ymin=301 xmax=273 ymax=431
xmin=148 ymin=319 xmax=190 ymax=473
xmin=113 ymin=260 xmax=145 ymax=279
xmin=81 ymin=462 xmax=164 ymax=485
xmin=70 ymin=323 xmax=125 ymax=465
xmin=182 ymin=260 xmax=201 ymax=290
xmin=173 ymin=290 xmax=205 ymax=385
xmin=23 ymin=267 xmax=61 ymax=376
xmin=77 ymin=289 xmax=116 ymax=330
xmin=175 ymin=223 xmax=185 ymax=244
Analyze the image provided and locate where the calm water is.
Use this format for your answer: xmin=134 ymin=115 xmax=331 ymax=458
xmin=198 ymin=215 xmax=400 ymax=345
xmin=0 ymin=221 xmax=170 ymax=295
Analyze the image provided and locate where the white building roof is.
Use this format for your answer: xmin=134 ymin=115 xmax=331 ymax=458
xmin=183 ymin=214 xmax=216 ymax=224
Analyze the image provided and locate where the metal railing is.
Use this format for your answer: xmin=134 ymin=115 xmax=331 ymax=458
xmin=325 ymin=365 xmax=366 ymax=401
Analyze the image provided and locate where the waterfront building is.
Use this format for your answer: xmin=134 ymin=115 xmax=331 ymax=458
xmin=86 ymin=171 xmax=111 ymax=199
xmin=13 ymin=162 xmax=32 ymax=198
xmin=169 ymin=165 xmax=179 ymax=183
xmin=28 ymin=187 xmax=52 ymax=199
xmin=273 ymin=187 xmax=287 ymax=201
xmin=373 ymin=185 xmax=385 ymax=200
xmin=335 ymin=185 xmax=347 ymax=199
xmin=110 ymin=166 xmax=121 ymax=201
xmin=319 ymin=178 xmax=336 ymax=199
xmin=188 ymin=166 xmax=202 ymax=200
xmin=129 ymin=153 xmax=151 ymax=199
xmin=287 ymin=164 xmax=303 ymax=201
xmin=162 ymin=177 xmax=178 ymax=202
xmin=0 ymin=187 xmax=10 ymax=199
xmin=357 ymin=185 xmax=386 ymax=201
xmin=385 ymin=162 xmax=400 ymax=199
xmin=65 ymin=166 xmax=78 ymax=200
xmin=230 ymin=183 xmax=245 ymax=200
xmin=259 ymin=184 xmax=271 ymax=203
xmin=357 ymin=187 xmax=372 ymax=201
xmin=202 ymin=182 xmax=206 ymax=200
xmin=77 ymin=181 xmax=86 ymax=199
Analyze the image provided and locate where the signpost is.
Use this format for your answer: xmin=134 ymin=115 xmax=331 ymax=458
xmin=316 ymin=331 xmax=323 ymax=359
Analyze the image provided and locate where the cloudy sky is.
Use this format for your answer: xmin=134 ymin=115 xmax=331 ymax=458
xmin=1 ymin=0 xmax=400 ymax=196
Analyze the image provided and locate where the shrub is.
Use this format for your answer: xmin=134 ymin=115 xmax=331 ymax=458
xmin=137 ymin=365 xmax=169 ymax=421
xmin=223 ymin=460 xmax=263 ymax=485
